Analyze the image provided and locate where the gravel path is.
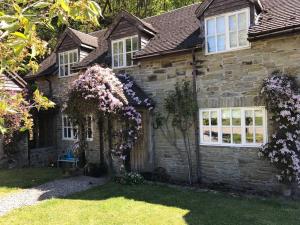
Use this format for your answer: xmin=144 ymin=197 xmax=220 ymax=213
xmin=0 ymin=176 xmax=107 ymax=216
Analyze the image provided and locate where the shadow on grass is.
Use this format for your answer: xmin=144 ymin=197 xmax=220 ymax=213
xmin=61 ymin=182 xmax=300 ymax=225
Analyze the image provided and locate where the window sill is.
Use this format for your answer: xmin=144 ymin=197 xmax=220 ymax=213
xmin=62 ymin=138 xmax=93 ymax=142
xmin=112 ymin=65 xmax=138 ymax=70
xmin=200 ymin=143 xmax=264 ymax=148
xmin=205 ymin=45 xmax=251 ymax=56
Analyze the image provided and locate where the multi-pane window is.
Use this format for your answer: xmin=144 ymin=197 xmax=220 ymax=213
xmin=59 ymin=49 xmax=78 ymax=77
xmin=205 ymin=8 xmax=250 ymax=54
xmin=200 ymin=107 xmax=267 ymax=146
xmin=112 ymin=36 xmax=138 ymax=68
xmin=62 ymin=115 xmax=78 ymax=140
xmin=62 ymin=115 xmax=93 ymax=141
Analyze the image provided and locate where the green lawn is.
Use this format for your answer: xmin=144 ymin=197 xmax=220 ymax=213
xmin=1 ymin=182 xmax=300 ymax=225
xmin=0 ymin=168 xmax=63 ymax=196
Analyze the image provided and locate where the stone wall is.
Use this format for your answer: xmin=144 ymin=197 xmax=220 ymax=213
xmin=29 ymin=146 xmax=57 ymax=167
xmin=115 ymin=33 xmax=300 ymax=193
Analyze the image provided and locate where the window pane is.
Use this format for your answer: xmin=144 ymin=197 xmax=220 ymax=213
xmin=73 ymin=128 xmax=78 ymax=139
xmin=222 ymin=109 xmax=230 ymax=126
xmin=238 ymin=30 xmax=248 ymax=47
xmin=207 ymin=37 xmax=216 ymax=53
xmin=126 ymin=53 xmax=132 ymax=66
xmin=245 ymin=110 xmax=254 ymax=126
xmin=246 ymin=127 xmax=254 ymax=143
xmin=64 ymin=53 xmax=68 ymax=64
xmin=73 ymin=52 xmax=78 ymax=62
xmin=126 ymin=38 xmax=131 ymax=52
xmin=113 ymin=55 xmax=118 ymax=67
xmin=207 ymin=19 xmax=215 ymax=36
xmin=132 ymin=37 xmax=138 ymax=51
xmin=202 ymin=112 xmax=209 ymax=126
xmin=203 ymin=127 xmax=210 ymax=142
xmin=64 ymin=128 xmax=67 ymax=138
xmin=59 ymin=54 xmax=63 ymax=64
xmin=229 ymin=15 xmax=237 ymax=31
xmin=255 ymin=110 xmax=263 ymax=126
xmin=222 ymin=127 xmax=231 ymax=143
xmin=69 ymin=52 xmax=74 ymax=63
xmin=238 ymin=12 xmax=247 ymax=30
xmin=60 ymin=66 xmax=64 ymax=77
xmin=113 ymin=42 xmax=118 ymax=54
xmin=64 ymin=65 xmax=68 ymax=76
xmin=217 ymin=35 xmax=225 ymax=51
xmin=229 ymin=32 xmax=237 ymax=48
xmin=232 ymin=109 xmax=241 ymax=126
xmin=68 ymin=128 xmax=72 ymax=138
xmin=211 ymin=111 xmax=218 ymax=126
xmin=119 ymin=41 xmax=124 ymax=53
xmin=232 ymin=127 xmax=241 ymax=144
xmin=119 ymin=54 xmax=124 ymax=67
xmin=255 ymin=127 xmax=264 ymax=144
xmin=216 ymin=17 xmax=225 ymax=34
xmin=211 ymin=127 xmax=218 ymax=142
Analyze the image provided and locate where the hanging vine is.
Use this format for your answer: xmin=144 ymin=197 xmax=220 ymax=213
xmin=259 ymin=72 xmax=300 ymax=184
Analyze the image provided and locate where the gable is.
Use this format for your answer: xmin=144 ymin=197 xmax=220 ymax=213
xmin=110 ymin=18 xmax=139 ymax=40
xmin=204 ymin=0 xmax=251 ymax=17
xmin=57 ymin=34 xmax=78 ymax=53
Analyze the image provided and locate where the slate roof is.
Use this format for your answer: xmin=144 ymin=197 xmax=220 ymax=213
xmin=27 ymin=0 xmax=300 ymax=78
xmin=248 ymin=0 xmax=300 ymax=39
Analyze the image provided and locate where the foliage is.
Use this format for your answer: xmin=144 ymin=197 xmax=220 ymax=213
xmin=0 ymin=0 xmax=102 ymax=74
xmin=155 ymin=80 xmax=197 ymax=184
xmin=0 ymin=89 xmax=54 ymax=144
xmin=115 ymin=172 xmax=144 ymax=185
xmin=65 ymin=65 xmax=143 ymax=165
xmin=259 ymin=72 xmax=300 ymax=184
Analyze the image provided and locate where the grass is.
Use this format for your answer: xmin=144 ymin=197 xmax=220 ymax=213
xmin=0 ymin=168 xmax=63 ymax=196
xmin=0 ymin=182 xmax=300 ymax=225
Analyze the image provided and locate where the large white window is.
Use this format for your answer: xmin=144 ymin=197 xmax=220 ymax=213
xmin=199 ymin=107 xmax=267 ymax=147
xmin=62 ymin=115 xmax=93 ymax=141
xmin=112 ymin=36 xmax=138 ymax=68
xmin=205 ymin=8 xmax=250 ymax=54
xmin=59 ymin=49 xmax=78 ymax=77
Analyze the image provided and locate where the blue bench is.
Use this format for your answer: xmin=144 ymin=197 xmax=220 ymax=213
xmin=57 ymin=142 xmax=79 ymax=168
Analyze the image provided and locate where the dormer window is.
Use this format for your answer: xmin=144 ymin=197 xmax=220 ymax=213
xmin=205 ymin=8 xmax=250 ymax=54
xmin=112 ymin=35 xmax=138 ymax=68
xmin=59 ymin=49 xmax=78 ymax=77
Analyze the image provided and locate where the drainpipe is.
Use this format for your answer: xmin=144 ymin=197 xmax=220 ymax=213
xmin=192 ymin=48 xmax=201 ymax=183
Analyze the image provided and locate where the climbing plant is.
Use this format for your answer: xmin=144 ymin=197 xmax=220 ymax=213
xmin=155 ymin=80 xmax=197 ymax=184
xmin=259 ymin=72 xmax=300 ymax=184
xmin=65 ymin=65 xmax=146 ymax=169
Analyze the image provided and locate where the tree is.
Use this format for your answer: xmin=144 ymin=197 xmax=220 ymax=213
xmin=0 ymin=0 xmax=102 ymax=142
xmin=155 ymin=80 xmax=197 ymax=184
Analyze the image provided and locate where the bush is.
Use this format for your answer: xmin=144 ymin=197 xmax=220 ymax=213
xmin=115 ymin=172 xmax=144 ymax=185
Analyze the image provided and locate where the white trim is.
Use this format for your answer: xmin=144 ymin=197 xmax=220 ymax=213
xmin=199 ymin=107 xmax=268 ymax=147
xmin=58 ymin=49 xmax=79 ymax=77
xmin=111 ymin=35 xmax=138 ymax=69
xmin=204 ymin=8 xmax=250 ymax=55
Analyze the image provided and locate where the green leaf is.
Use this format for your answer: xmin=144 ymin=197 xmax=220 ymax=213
xmin=13 ymin=43 xmax=26 ymax=56
xmin=33 ymin=2 xmax=51 ymax=9
xmin=12 ymin=31 xmax=28 ymax=40
xmin=0 ymin=15 xmax=17 ymax=22
xmin=0 ymin=21 xmax=19 ymax=32
xmin=13 ymin=3 xmax=22 ymax=13
xmin=58 ymin=0 xmax=70 ymax=13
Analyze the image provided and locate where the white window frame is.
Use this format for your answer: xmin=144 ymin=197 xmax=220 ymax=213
xmin=111 ymin=35 xmax=138 ymax=69
xmin=199 ymin=107 xmax=268 ymax=147
xmin=58 ymin=49 xmax=79 ymax=77
xmin=62 ymin=115 xmax=93 ymax=141
xmin=86 ymin=115 xmax=93 ymax=141
xmin=205 ymin=8 xmax=250 ymax=55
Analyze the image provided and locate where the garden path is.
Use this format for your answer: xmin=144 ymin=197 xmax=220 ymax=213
xmin=0 ymin=176 xmax=107 ymax=216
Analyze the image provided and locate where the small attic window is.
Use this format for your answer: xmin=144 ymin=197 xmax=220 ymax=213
xmin=112 ymin=36 xmax=138 ymax=68
xmin=59 ymin=49 xmax=78 ymax=77
xmin=205 ymin=8 xmax=250 ymax=54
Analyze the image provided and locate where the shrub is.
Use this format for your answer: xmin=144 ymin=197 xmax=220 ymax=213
xmin=115 ymin=172 xmax=144 ymax=185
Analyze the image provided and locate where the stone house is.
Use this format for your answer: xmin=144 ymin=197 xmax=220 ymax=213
xmin=26 ymin=0 xmax=300 ymax=194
